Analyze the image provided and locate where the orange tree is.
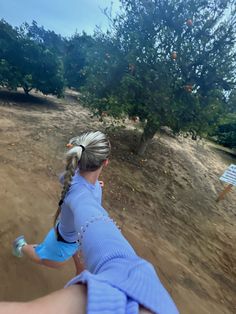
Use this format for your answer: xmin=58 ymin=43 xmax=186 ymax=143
xmin=80 ymin=0 xmax=236 ymax=155
xmin=64 ymin=33 xmax=95 ymax=89
xmin=213 ymin=89 xmax=236 ymax=148
xmin=0 ymin=20 xmax=64 ymax=96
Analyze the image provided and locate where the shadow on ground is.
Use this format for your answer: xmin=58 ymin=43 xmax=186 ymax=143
xmin=0 ymin=89 xmax=62 ymax=111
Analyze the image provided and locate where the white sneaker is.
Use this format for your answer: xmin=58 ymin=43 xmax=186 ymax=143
xmin=12 ymin=235 xmax=27 ymax=257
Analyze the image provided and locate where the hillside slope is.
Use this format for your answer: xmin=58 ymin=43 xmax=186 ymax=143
xmin=0 ymin=89 xmax=235 ymax=314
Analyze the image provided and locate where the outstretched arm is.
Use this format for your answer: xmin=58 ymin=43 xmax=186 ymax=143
xmin=0 ymin=285 xmax=152 ymax=314
xmin=0 ymin=285 xmax=87 ymax=314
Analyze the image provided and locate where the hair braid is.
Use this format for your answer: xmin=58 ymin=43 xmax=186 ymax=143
xmin=53 ymin=155 xmax=78 ymax=226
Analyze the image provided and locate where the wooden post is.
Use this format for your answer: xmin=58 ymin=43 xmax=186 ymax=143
xmin=216 ymin=184 xmax=233 ymax=202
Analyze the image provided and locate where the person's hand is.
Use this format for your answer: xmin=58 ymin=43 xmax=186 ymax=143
xmin=99 ymin=180 xmax=104 ymax=188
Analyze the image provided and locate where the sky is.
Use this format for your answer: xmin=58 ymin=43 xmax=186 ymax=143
xmin=0 ymin=0 xmax=121 ymax=37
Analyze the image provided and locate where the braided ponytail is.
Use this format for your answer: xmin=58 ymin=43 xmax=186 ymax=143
xmin=53 ymin=146 xmax=83 ymax=226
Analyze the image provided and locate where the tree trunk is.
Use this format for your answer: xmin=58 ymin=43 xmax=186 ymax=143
xmin=137 ymin=119 xmax=159 ymax=156
xmin=138 ymin=134 xmax=153 ymax=156
xmin=23 ymin=87 xmax=32 ymax=94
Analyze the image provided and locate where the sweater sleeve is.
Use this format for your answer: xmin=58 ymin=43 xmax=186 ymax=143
xmin=68 ymin=191 xmax=108 ymax=235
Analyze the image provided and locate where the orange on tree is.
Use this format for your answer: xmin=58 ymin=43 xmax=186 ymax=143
xmin=171 ymin=51 xmax=177 ymax=60
xmin=186 ymin=19 xmax=193 ymax=27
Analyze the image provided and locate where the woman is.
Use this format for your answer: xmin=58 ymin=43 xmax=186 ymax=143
xmin=11 ymin=131 xmax=178 ymax=314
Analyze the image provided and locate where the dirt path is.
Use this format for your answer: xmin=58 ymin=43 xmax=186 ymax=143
xmin=0 ymin=89 xmax=235 ymax=313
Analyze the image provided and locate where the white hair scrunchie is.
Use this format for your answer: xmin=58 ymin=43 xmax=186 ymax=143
xmin=66 ymin=146 xmax=84 ymax=169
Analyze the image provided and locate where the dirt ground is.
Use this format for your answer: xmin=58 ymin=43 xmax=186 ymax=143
xmin=0 ymin=89 xmax=235 ymax=314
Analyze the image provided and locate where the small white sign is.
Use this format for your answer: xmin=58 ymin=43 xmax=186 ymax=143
xmin=220 ymin=164 xmax=236 ymax=186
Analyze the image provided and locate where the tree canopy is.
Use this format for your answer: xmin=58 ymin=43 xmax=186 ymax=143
xmin=0 ymin=20 xmax=64 ymax=96
xmin=78 ymin=0 xmax=236 ymax=154
xmin=0 ymin=1 xmax=236 ymax=154
xmin=64 ymin=33 xmax=95 ymax=89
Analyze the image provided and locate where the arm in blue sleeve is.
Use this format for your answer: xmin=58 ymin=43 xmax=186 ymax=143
xmin=68 ymin=191 xmax=105 ymax=235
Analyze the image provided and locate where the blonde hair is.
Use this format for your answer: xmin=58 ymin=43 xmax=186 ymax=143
xmin=54 ymin=131 xmax=110 ymax=225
